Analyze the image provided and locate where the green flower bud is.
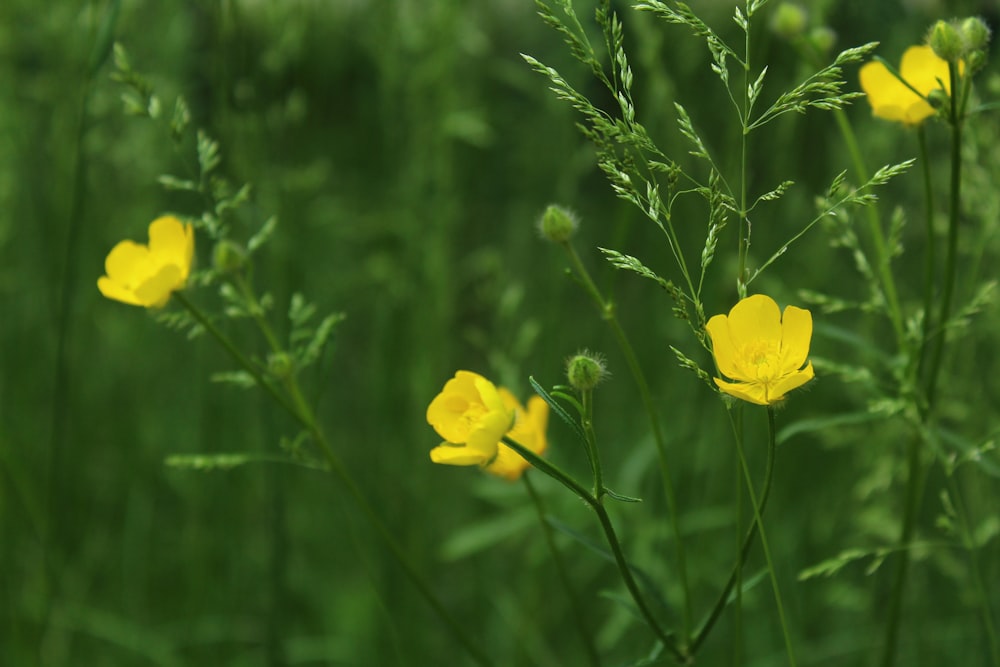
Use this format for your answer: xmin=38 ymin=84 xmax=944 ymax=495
xmin=961 ymin=17 xmax=991 ymax=52
xmin=213 ymin=239 xmax=247 ymax=274
xmin=929 ymin=20 xmax=963 ymax=62
xmin=966 ymin=49 xmax=987 ymax=72
xmin=566 ymin=351 xmax=608 ymax=392
xmin=538 ymin=204 xmax=579 ymax=244
xmin=770 ymin=3 xmax=808 ymax=40
xmin=927 ymin=87 xmax=949 ymax=109
xmin=808 ymin=26 xmax=836 ymax=55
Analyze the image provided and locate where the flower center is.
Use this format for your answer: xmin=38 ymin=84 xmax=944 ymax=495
xmin=739 ymin=339 xmax=781 ymax=383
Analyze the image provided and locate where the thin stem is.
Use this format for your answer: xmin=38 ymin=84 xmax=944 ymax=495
xmin=522 ymin=473 xmax=603 ymax=667
xmin=946 ymin=474 xmax=1000 ymax=666
xmin=925 ymin=61 xmax=964 ymax=408
xmin=690 ymin=404 xmax=776 ymax=655
xmin=581 ymin=388 xmax=604 ymax=498
xmin=502 ymin=437 xmax=690 ymax=664
xmin=561 ymin=241 xmax=694 ymax=640
xmin=730 ymin=407 xmax=797 ymax=667
xmin=175 ymin=292 xmax=495 ymax=667
xmin=878 ymin=436 xmax=927 ymax=667
xmin=916 ymin=125 xmax=936 ymax=386
xmin=737 ymin=15 xmax=751 ymax=297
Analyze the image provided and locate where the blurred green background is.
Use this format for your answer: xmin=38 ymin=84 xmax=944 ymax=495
xmin=2 ymin=0 xmax=998 ymax=665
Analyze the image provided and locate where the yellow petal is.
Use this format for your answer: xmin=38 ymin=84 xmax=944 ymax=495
xmin=465 ymin=409 xmax=511 ymax=459
xmin=714 ymin=377 xmax=769 ymax=406
xmin=900 ymin=45 xmax=951 ymax=96
xmin=484 ymin=443 xmax=528 ymax=481
xmin=104 ymin=240 xmax=153 ymax=286
xmin=726 ymin=294 xmax=782 ymax=348
xmin=134 ymin=264 xmax=184 ymax=308
xmin=706 ymin=312 xmax=744 ymax=381
xmin=426 ymin=371 xmax=484 ymax=442
xmin=97 ymin=275 xmax=142 ymax=305
xmin=148 ymin=216 xmax=194 ymax=279
xmin=430 ymin=443 xmax=491 ymax=466
xmin=769 ymin=362 xmax=815 ymax=402
xmin=779 ymin=305 xmax=812 ymax=374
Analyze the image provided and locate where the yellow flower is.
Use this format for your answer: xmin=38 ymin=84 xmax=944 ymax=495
xmin=706 ymin=294 xmax=814 ymax=406
xmin=484 ymin=389 xmax=549 ymax=481
xmin=859 ymin=45 xmax=952 ymax=125
xmin=98 ymin=216 xmax=194 ymax=308
xmin=427 ymin=371 xmax=515 ymax=467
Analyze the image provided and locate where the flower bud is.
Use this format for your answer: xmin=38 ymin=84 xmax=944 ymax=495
xmin=566 ymin=351 xmax=608 ymax=392
xmin=926 ymin=88 xmax=949 ymax=109
xmin=808 ymin=26 xmax=836 ymax=55
xmin=770 ymin=3 xmax=808 ymax=40
xmin=213 ymin=239 xmax=247 ymax=274
xmin=538 ymin=205 xmax=579 ymax=244
xmin=961 ymin=17 xmax=991 ymax=52
xmin=929 ymin=20 xmax=963 ymax=62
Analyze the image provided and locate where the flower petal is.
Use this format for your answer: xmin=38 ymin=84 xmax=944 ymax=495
xmin=134 ymin=264 xmax=184 ymax=308
xmin=769 ymin=362 xmax=815 ymax=402
xmin=430 ymin=443 xmax=491 ymax=466
xmin=726 ymin=294 xmax=782 ymax=348
xmin=97 ymin=275 xmax=142 ymax=305
xmin=706 ymin=313 xmax=746 ymax=381
xmin=104 ymin=240 xmax=153 ymax=286
xmin=148 ymin=216 xmax=194 ymax=280
xmin=426 ymin=371 xmax=484 ymax=442
xmin=484 ymin=443 xmax=528 ymax=481
xmin=714 ymin=377 xmax=769 ymax=406
xmin=465 ymin=409 xmax=511 ymax=459
xmin=900 ymin=45 xmax=952 ymax=96
xmin=779 ymin=305 xmax=812 ymax=374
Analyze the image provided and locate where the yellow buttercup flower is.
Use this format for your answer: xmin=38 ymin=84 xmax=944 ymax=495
xmin=706 ymin=294 xmax=814 ymax=406
xmin=427 ymin=371 xmax=515 ymax=467
xmin=484 ymin=389 xmax=549 ymax=481
xmin=98 ymin=216 xmax=194 ymax=308
xmin=859 ymin=45 xmax=952 ymax=125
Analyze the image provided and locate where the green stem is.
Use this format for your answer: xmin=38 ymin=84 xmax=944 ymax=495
xmin=562 ymin=241 xmax=694 ymax=640
xmin=729 ymin=407 xmax=797 ymax=667
xmin=915 ymin=125 xmax=936 ymax=386
xmin=175 ymin=292 xmax=495 ymax=667
xmin=946 ymin=474 xmax=1000 ymax=666
xmin=925 ymin=62 xmax=964 ymax=408
xmin=502 ymin=437 xmax=689 ymax=664
xmin=689 ymin=404 xmax=776 ymax=655
xmin=581 ymin=388 xmax=604 ymax=498
xmin=878 ymin=436 xmax=927 ymax=667
xmin=523 ymin=473 xmax=603 ymax=667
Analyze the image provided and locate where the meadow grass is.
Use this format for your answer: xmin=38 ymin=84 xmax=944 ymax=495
xmin=2 ymin=1 xmax=999 ymax=665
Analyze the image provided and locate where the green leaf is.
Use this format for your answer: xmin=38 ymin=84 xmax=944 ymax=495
xmin=529 ymin=376 xmax=587 ymax=445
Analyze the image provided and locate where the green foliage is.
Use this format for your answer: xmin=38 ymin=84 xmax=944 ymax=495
xmin=4 ymin=0 xmax=999 ymax=666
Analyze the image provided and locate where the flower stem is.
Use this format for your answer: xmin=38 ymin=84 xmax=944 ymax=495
xmin=946 ymin=473 xmax=1000 ymax=666
xmin=924 ymin=61 xmax=964 ymax=408
xmin=522 ymin=473 xmax=603 ymax=667
xmin=915 ymin=125 xmax=936 ymax=385
xmin=175 ymin=293 xmax=495 ymax=667
xmin=878 ymin=435 xmax=927 ymax=667
xmin=689 ymin=404 xmax=776 ymax=655
xmin=728 ymin=407 xmax=797 ymax=667
xmin=502 ymin=436 xmax=690 ymax=664
xmin=561 ymin=241 xmax=694 ymax=640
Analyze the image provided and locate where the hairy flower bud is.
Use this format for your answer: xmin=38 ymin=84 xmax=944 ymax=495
xmin=961 ymin=17 xmax=991 ymax=52
xmin=538 ymin=204 xmax=579 ymax=244
xmin=566 ymin=351 xmax=608 ymax=392
xmin=929 ymin=20 xmax=964 ymax=62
